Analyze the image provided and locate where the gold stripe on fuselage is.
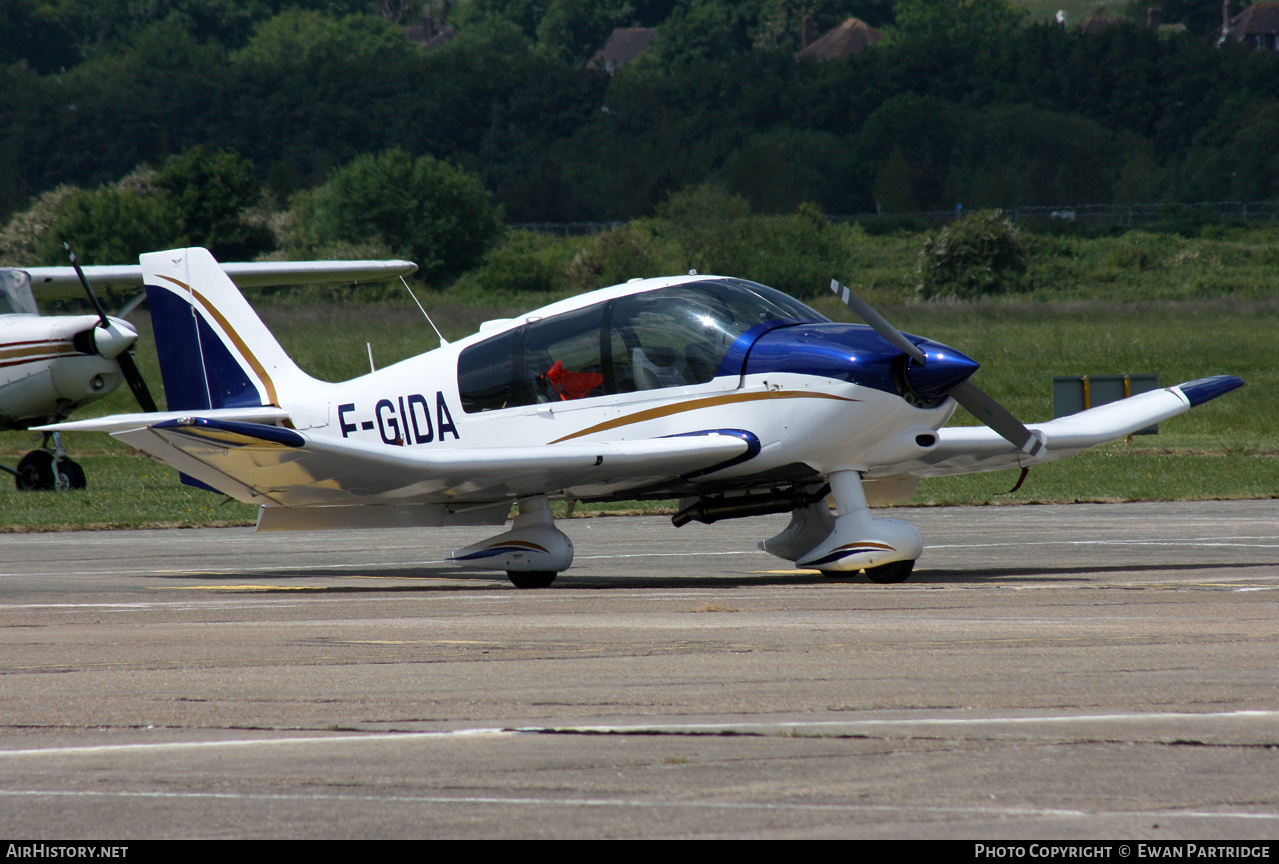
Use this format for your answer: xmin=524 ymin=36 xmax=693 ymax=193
xmin=0 ymin=340 xmax=77 ymax=368
xmin=549 ymin=390 xmax=858 ymax=444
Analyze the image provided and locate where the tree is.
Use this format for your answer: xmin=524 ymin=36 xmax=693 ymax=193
xmin=859 ymin=94 xmax=964 ymax=212
xmin=290 ymin=149 xmax=504 ymax=285
xmin=890 ymin=0 xmax=1025 ymax=48
xmin=534 ymin=0 xmax=632 ymax=65
xmin=34 ymin=184 xmax=177 ymax=265
xmin=653 ymin=0 xmax=760 ymax=66
xmin=0 ymin=0 xmax=80 ymax=72
xmin=231 ymin=8 xmax=416 ymax=66
xmin=153 ymin=146 xmax=274 ymax=260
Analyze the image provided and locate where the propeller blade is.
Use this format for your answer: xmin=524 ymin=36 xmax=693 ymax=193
xmin=64 ymin=242 xmax=110 ymax=329
xmin=830 ymin=277 xmax=1045 ymax=458
xmin=64 ymin=243 xmax=159 ymax=412
xmin=115 ymin=351 xmax=159 ymax=413
xmin=951 ymin=380 xmax=1045 ymax=457
xmin=830 ymin=280 xmax=926 ymax=365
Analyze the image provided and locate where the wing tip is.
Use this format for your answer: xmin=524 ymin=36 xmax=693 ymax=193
xmin=1175 ymin=375 xmax=1245 ymax=408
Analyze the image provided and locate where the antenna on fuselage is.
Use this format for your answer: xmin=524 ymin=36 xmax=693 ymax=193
xmin=400 ymin=275 xmax=449 ymax=348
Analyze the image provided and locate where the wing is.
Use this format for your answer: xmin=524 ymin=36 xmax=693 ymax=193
xmin=865 ymin=376 xmax=1244 ymax=479
xmin=106 ymin=418 xmax=754 ymax=507
xmin=24 ymin=259 xmax=417 ymax=301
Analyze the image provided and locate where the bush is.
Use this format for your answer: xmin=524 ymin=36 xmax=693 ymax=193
xmin=473 ymin=231 xmax=567 ymax=294
xmin=918 ymin=210 xmax=1026 ymax=299
xmin=290 ymin=149 xmax=503 ymax=286
xmin=0 ymin=185 xmax=80 ymax=266
xmin=153 ymin=146 xmax=274 ymax=261
xmin=564 ymin=224 xmax=662 ymax=290
xmin=34 ymin=185 xmax=177 ymax=266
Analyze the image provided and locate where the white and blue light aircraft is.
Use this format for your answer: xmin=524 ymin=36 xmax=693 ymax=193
xmin=44 ymin=247 xmax=1243 ymax=586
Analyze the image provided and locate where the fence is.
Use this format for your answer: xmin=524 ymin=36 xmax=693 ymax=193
xmin=511 ymin=201 xmax=1279 ymax=235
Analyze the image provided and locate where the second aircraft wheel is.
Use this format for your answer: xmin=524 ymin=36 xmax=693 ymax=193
xmin=15 ymin=451 xmax=55 ymax=491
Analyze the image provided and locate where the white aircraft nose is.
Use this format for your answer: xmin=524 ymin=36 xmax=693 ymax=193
xmin=91 ymin=318 xmax=138 ymax=359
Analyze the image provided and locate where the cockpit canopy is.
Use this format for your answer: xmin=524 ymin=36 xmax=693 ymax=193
xmin=0 ymin=269 xmax=38 ymax=316
xmin=458 ymin=278 xmax=827 ymax=413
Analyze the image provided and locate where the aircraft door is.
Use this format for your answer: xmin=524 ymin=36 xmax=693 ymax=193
xmin=519 ymin=304 xmax=606 ymax=404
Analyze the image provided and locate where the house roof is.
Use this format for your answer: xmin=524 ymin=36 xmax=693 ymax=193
xmin=1224 ymin=2 xmax=1279 ymax=39
xmin=402 ymin=23 xmax=456 ymax=51
xmin=795 ymin=17 xmax=884 ymax=61
xmin=587 ymin=28 xmax=658 ymax=73
xmin=1079 ymin=9 xmax=1129 ymax=35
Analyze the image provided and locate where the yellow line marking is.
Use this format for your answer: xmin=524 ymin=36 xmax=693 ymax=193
xmin=152 ymin=585 xmax=323 ymax=591
xmin=338 ymin=640 xmax=497 ymax=646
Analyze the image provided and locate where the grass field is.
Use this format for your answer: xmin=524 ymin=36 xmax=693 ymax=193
xmin=3 ymin=292 xmax=1274 ymax=532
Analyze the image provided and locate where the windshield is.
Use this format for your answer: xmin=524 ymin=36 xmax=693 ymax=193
xmin=0 ymin=269 xmax=38 ymax=316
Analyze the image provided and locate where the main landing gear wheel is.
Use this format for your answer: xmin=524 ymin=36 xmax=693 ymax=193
xmin=15 ymin=451 xmax=55 ymax=490
xmin=507 ymin=571 xmax=557 ymax=589
xmin=864 ymin=559 xmax=915 ymax=584
xmin=55 ymin=459 xmax=86 ymax=491
xmin=15 ymin=451 xmax=87 ymax=491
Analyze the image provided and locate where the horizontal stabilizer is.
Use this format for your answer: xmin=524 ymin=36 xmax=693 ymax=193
xmin=36 ymin=406 xmax=291 ymax=434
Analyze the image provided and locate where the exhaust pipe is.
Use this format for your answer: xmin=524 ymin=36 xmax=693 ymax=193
xmin=672 ymin=484 xmax=830 ymax=527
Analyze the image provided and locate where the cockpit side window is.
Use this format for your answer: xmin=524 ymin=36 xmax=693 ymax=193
xmin=609 ymin=288 xmax=735 ymax=391
xmin=458 ymin=328 xmax=518 ymax=413
xmin=0 ymin=269 xmax=38 ymax=316
xmin=459 ymin=302 xmax=608 ymax=413
xmin=519 ymin=304 xmax=605 ymax=404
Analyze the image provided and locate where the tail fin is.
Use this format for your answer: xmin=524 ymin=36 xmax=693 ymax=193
xmin=142 ymin=247 xmax=314 ymax=411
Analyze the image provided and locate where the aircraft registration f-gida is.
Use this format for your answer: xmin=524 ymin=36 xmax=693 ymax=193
xmin=3 ymin=251 xmax=415 ymax=489
xmin=44 ymin=247 xmax=1242 ymax=586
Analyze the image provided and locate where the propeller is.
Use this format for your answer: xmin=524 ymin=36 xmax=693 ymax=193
xmin=830 ymin=280 xmax=1045 ymax=457
xmin=65 ymin=243 xmax=159 ymax=413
